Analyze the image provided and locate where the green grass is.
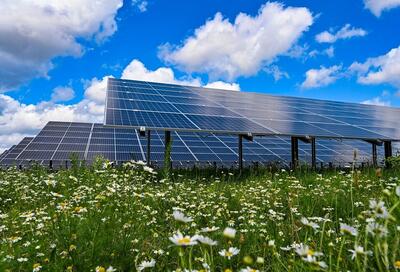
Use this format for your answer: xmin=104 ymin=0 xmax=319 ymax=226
xmin=0 ymin=161 xmax=400 ymax=271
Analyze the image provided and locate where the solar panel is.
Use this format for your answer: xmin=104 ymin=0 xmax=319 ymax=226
xmin=137 ymin=130 xmax=384 ymax=168
xmin=1 ymin=121 xmax=392 ymax=169
xmin=11 ymin=122 xmax=144 ymax=168
xmin=0 ymin=149 xmax=9 ymax=160
xmin=105 ymin=78 xmax=400 ymax=141
xmin=0 ymin=148 xmax=13 ymax=163
xmin=0 ymin=138 xmax=33 ymax=167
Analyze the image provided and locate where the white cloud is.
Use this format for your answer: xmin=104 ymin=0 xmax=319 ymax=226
xmin=51 ymin=86 xmax=75 ymax=102
xmin=364 ymin=0 xmax=400 ymax=16
xmin=308 ymin=46 xmax=335 ymax=58
xmin=204 ymin=81 xmax=240 ymax=91
xmin=121 ymin=59 xmax=201 ymax=86
xmin=0 ymin=0 xmax=123 ymax=91
xmin=283 ymin=44 xmax=310 ymax=59
xmin=361 ymin=97 xmax=391 ymax=106
xmin=0 ymin=133 xmax=30 ymax=154
xmin=83 ymin=76 xmax=112 ymax=105
xmin=121 ymin=59 xmax=241 ymax=91
xmin=159 ymin=2 xmax=313 ymax=81
xmin=0 ymin=59 xmax=240 ymax=151
xmin=264 ymin=65 xmax=289 ymax=81
xmin=349 ymin=45 xmax=400 ymax=88
xmin=301 ymin=65 xmax=342 ymax=89
xmin=324 ymin=46 xmax=335 ymax=58
xmin=315 ymin=24 xmax=367 ymax=43
xmin=0 ymin=97 xmax=102 ymax=153
xmin=132 ymin=0 xmax=148 ymax=12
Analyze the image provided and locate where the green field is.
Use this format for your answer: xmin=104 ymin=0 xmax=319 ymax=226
xmin=1 ymin=161 xmax=400 ymax=271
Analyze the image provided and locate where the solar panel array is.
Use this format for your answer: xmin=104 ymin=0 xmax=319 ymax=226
xmin=9 ymin=122 xmax=143 ymax=168
xmin=1 ymin=78 xmax=399 ymax=169
xmin=0 ymin=149 xmax=9 ymax=160
xmin=0 ymin=121 xmax=388 ymax=169
xmin=0 ymin=138 xmax=33 ymax=166
xmin=105 ymin=78 xmax=400 ymax=141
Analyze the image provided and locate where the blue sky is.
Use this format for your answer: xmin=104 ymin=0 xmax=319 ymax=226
xmin=0 ymin=0 xmax=400 ymax=151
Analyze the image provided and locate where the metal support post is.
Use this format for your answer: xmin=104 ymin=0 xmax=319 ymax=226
xmin=384 ymin=141 xmax=392 ymax=168
xmin=164 ymin=131 xmax=172 ymax=171
xmin=372 ymin=142 xmax=377 ymax=167
xmin=291 ymin=137 xmax=299 ymax=170
xmin=311 ymin=137 xmax=316 ymax=170
xmin=147 ymin=130 xmax=151 ymax=166
xmin=238 ymin=134 xmax=243 ymax=172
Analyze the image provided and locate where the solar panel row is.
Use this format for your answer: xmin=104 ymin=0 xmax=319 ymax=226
xmin=0 ymin=121 xmax=389 ymax=169
xmin=105 ymin=78 xmax=400 ymax=141
xmin=0 ymin=148 xmax=11 ymax=162
xmin=0 ymin=138 xmax=33 ymax=166
xmin=2 ymin=79 xmax=399 ymax=170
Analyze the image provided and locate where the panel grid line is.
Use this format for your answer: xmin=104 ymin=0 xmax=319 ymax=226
xmin=84 ymin=123 xmax=95 ymax=161
xmin=50 ymin=122 xmax=72 ymax=161
xmin=144 ymin=81 xmax=202 ymax=130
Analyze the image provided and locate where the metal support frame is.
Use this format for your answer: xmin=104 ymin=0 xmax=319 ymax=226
xmin=311 ymin=137 xmax=316 ymax=170
xmin=384 ymin=141 xmax=392 ymax=167
xmin=372 ymin=142 xmax=377 ymax=167
xmin=291 ymin=136 xmax=299 ymax=170
xmin=364 ymin=140 xmax=382 ymax=168
xmin=164 ymin=131 xmax=172 ymax=170
xmin=238 ymin=135 xmax=243 ymax=172
xmin=296 ymin=136 xmax=317 ymax=170
xmin=384 ymin=141 xmax=392 ymax=158
xmin=146 ymin=130 xmax=151 ymax=166
xmin=238 ymin=133 xmax=253 ymax=172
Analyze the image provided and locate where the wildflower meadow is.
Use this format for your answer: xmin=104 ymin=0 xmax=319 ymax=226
xmin=1 ymin=160 xmax=400 ymax=271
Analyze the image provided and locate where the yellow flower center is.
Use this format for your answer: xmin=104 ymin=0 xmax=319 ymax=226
xmin=178 ymin=237 xmax=191 ymax=245
xmin=225 ymin=252 xmax=233 ymax=257
xmin=394 ymin=260 xmax=400 ymax=268
xmin=307 ymin=249 xmax=314 ymax=256
xmin=33 ymin=263 xmax=41 ymax=268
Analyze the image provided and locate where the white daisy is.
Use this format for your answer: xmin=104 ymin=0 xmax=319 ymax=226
xmin=240 ymin=267 xmax=259 ymax=272
xmin=169 ymin=231 xmax=198 ymax=246
xmin=219 ymin=247 xmax=240 ymax=259
xmin=369 ymin=200 xmax=389 ymax=219
xmin=200 ymin=226 xmax=220 ymax=233
xmin=137 ymin=259 xmax=156 ymax=271
xmin=348 ymin=245 xmax=372 ymax=260
xmin=196 ymin=235 xmax=217 ymax=246
xmin=143 ymin=165 xmax=156 ymax=174
xmin=173 ymin=210 xmax=193 ymax=223
xmin=301 ymin=217 xmax=320 ymax=230
xmin=366 ymin=222 xmax=388 ymax=237
xmin=340 ymin=223 xmax=358 ymax=236
xmin=223 ymin=227 xmax=236 ymax=239
xmin=295 ymin=244 xmax=323 ymax=258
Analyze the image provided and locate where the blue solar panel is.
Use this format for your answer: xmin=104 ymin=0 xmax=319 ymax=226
xmin=0 ymin=138 xmax=33 ymax=167
xmin=105 ymin=78 xmax=400 ymax=141
xmin=1 ymin=121 xmax=396 ymax=169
